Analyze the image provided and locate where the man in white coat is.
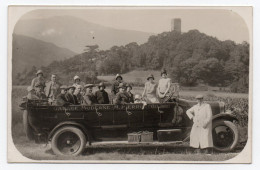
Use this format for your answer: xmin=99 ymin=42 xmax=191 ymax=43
xmin=186 ymin=94 xmax=213 ymax=154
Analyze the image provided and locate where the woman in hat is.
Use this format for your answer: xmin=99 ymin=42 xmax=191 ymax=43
xmin=142 ymin=74 xmax=159 ymax=103
xmin=186 ymin=94 xmax=213 ymax=154
xmin=82 ymin=84 xmax=97 ymax=105
xmin=65 ymin=86 xmax=79 ymax=105
xmin=26 ymin=86 xmax=38 ymax=100
xmin=157 ymin=69 xmax=171 ymax=102
xmin=31 ymin=70 xmax=46 ymax=91
xmin=95 ymin=82 xmax=110 ymax=104
xmin=126 ymin=84 xmax=134 ymax=103
xmin=115 ymin=83 xmax=129 ymax=105
xmin=111 ymin=74 xmax=124 ymax=95
xmin=73 ymin=75 xmax=83 ymax=89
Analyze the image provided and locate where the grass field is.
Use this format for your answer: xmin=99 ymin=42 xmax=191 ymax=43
xmin=11 ymin=85 xmax=248 ymax=161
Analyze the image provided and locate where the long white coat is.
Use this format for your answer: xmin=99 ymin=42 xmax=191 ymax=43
xmin=186 ymin=102 xmax=213 ymax=148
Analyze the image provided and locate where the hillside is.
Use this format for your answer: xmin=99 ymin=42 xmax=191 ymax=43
xmin=14 ymin=30 xmax=249 ymax=93
xmin=12 ymin=34 xmax=76 ymax=81
xmin=14 ymin=16 xmax=153 ymax=53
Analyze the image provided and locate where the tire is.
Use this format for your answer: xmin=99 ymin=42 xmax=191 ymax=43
xmin=51 ymin=126 xmax=86 ymax=156
xmin=23 ymin=110 xmax=34 ymax=140
xmin=212 ymin=119 xmax=239 ymax=152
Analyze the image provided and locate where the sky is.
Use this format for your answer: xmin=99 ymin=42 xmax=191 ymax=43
xmin=20 ymin=8 xmax=249 ymax=43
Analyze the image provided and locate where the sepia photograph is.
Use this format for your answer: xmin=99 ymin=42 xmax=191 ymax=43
xmin=8 ymin=6 xmax=252 ymax=163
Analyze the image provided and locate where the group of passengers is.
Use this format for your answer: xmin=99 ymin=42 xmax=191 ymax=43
xmin=26 ymin=69 xmax=172 ymax=106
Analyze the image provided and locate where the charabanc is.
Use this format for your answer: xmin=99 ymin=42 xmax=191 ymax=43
xmin=19 ymin=84 xmax=239 ymax=156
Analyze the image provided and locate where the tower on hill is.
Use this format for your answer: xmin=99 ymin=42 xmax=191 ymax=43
xmin=171 ymin=18 xmax=181 ymax=33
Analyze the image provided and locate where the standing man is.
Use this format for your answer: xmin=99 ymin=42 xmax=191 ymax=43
xmin=65 ymin=86 xmax=79 ymax=105
xmin=111 ymin=74 xmax=124 ymax=95
xmin=95 ymin=82 xmax=110 ymax=104
xmin=157 ymin=69 xmax=171 ymax=102
xmin=31 ymin=70 xmax=45 ymax=91
xmin=82 ymin=84 xmax=97 ymax=105
xmin=186 ymin=95 xmax=213 ymax=154
xmin=56 ymin=85 xmax=70 ymax=106
xmin=45 ymin=74 xmax=60 ymax=103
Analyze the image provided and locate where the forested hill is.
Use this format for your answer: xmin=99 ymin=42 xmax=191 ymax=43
xmin=14 ymin=30 xmax=249 ymax=93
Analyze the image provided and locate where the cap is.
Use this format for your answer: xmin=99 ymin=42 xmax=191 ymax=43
xmin=195 ymin=94 xmax=204 ymax=99
xmin=67 ymin=85 xmax=76 ymax=90
xmin=161 ymin=68 xmax=167 ymax=75
xmin=118 ymin=83 xmax=126 ymax=89
xmin=115 ymin=74 xmax=123 ymax=80
xmin=98 ymin=82 xmax=106 ymax=88
xmin=147 ymin=74 xmax=155 ymax=80
xmin=126 ymin=83 xmax=132 ymax=89
xmin=60 ymin=85 xmax=68 ymax=90
xmin=74 ymin=75 xmax=80 ymax=81
xmin=36 ymin=70 xmax=43 ymax=75
xmin=84 ymin=84 xmax=94 ymax=89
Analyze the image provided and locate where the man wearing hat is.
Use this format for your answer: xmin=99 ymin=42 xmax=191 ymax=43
xmin=45 ymin=74 xmax=61 ymax=102
xmin=95 ymin=82 xmax=109 ymax=104
xmin=111 ymin=74 xmax=124 ymax=95
xmin=142 ymin=74 xmax=159 ymax=103
xmin=186 ymin=95 xmax=213 ymax=154
xmin=115 ymin=83 xmax=130 ymax=104
xmin=34 ymin=82 xmax=47 ymax=99
xmin=125 ymin=83 xmax=134 ymax=103
xmin=26 ymin=86 xmax=38 ymax=100
xmin=157 ymin=69 xmax=171 ymax=102
xmin=65 ymin=86 xmax=79 ymax=105
xmin=82 ymin=84 xmax=97 ymax=105
xmin=31 ymin=70 xmax=46 ymax=91
xmin=56 ymin=85 xmax=70 ymax=106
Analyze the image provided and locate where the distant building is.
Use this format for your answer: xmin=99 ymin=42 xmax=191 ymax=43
xmin=171 ymin=18 xmax=181 ymax=33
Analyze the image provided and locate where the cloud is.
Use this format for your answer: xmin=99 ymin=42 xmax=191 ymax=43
xmin=41 ymin=28 xmax=56 ymax=36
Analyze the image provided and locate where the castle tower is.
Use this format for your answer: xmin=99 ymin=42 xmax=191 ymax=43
xmin=171 ymin=18 xmax=181 ymax=33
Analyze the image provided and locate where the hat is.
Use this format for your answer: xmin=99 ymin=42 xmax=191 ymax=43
xmin=35 ymin=82 xmax=43 ymax=87
xmin=27 ymin=86 xmax=34 ymax=92
xmin=67 ymin=85 xmax=76 ymax=90
xmin=161 ymin=68 xmax=167 ymax=75
xmin=60 ymin=85 xmax=68 ymax=90
xmin=84 ymin=84 xmax=94 ymax=89
xmin=74 ymin=75 xmax=80 ymax=81
xmin=118 ymin=83 xmax=126 ymax=89
xmin=126 ymin=83 xmax=132 ymax=89
xmin=134 ymin=94 xmax=141 ymax=100
xmin=115 ymin=74 xmax=123 ymax=80
xmin=98 ymin=82 xmax=106 ymax=88
xmin=195 ymin=94 xmax=204 ymax=99
xmin=147 ymin=74 xmax=154 ymax=80
xmin=36 ymin=70 xmax=43 ymax=75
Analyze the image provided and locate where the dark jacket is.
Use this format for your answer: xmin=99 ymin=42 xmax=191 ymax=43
xmin=65 ymin=93 xmax=79 ymax=105
xmin=56 ymin=93 xmax=70 ymax=106
xmin=115 ymin=92 xmax=130 ymax=104
xmin=95 ymin=90 xmax=110 ymax=104
xmin=126 ymin=91 xmax=134 ymax=103
xmin=82 ymin=93 xmax=98 ymax=105
xmin=111 ymin=81 xmax=122 ymax=95
xmin=35 ymin=91 xmax=47 ymax=100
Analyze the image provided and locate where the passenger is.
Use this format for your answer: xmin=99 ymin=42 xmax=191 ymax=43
xmin=26 ymin=86 xmax=38 ymax=100
xmin=31 ymin=70 xmax=45 ymax=91
xmin=95 ymin=82 xmax=110 ymax=104
xmin=111 ymin=74 xmax=124 ymax=95
xmin=134 ymin=94 xmax=147 ymax=109
xmin=56 ymin=85 xmax=70 ymax=106
xmin=65 ymin=86 xmax=79 ymax=105
xmin=45 ymin=74 xmax=60 ymax=102
xmin=157 ymin=69 xmax=171 ymax=102
xmin=34 ymin=82 xmax=47 ymax=99
xmin=115 ymin=83 xmax=129 ymax=105
xmin=74 ymin=85 xmax=83 ymax=103
xmin=82 ymin=84 xmax=97 ymax=105
xmin=142 ymin=74 xmax=159 ymax=103
xmin=73 ymin=75 xmax=83 ymax=89
xmin=125 ymin=84 xmax=134 ymax=103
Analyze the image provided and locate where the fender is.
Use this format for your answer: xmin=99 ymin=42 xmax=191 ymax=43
xmin=212 ymin=113 xmax=238 ymax=122
xmin=48 ymin=121 xmax=92 ymax=145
